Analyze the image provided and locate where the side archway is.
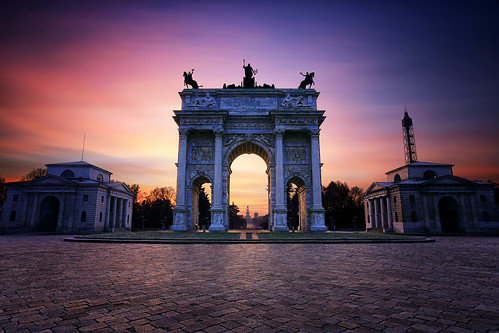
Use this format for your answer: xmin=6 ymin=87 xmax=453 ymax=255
xmin=189 ymin=175 xmax=212 ymax=230
xmin=286 ymin=176 xmax=308 ymax=231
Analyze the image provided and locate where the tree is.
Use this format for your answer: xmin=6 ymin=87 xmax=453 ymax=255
xmin=198 ymin=187 xmax=211 ymax=228
xmin=0 ymin=176 xmax=6 ymax=204
xmin=21 ymin=168 xmax=47 ymax=181
xmin=229 ymin=203 xmax=246 ymax=229
xmin=148 ymin=186 xmax=175 ymax=205
xmin=322 ymin=181 xmax=365 ymax=230
xmin=132 ymin=186 xmax=176 ymax=229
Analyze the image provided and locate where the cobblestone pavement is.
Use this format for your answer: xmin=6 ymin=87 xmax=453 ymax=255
xmin=0 ymin=235 xmax=498 ymax=332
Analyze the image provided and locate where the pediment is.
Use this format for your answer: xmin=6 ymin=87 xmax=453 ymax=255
xmin=24 ymin=175 xmax=74 ymax=186
xmin=107 ymin=182 xmax=134 ymax=195
xmin=425 ymin=175 xmax=475 ymax=186
xmin=365 ymin=182 xmax=389 ymax=194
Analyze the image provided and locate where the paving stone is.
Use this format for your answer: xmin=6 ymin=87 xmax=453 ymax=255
xmin=0 ymin=235 xmax=498 ymax=332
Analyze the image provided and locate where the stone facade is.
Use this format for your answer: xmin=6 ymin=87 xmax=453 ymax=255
xmin=0 ymin=161 xmax=134 ymax=234
xmin=364 ymin=161 xmax=499 ymax=233
xmin=171 ymin=88 xmax=327 ymax=232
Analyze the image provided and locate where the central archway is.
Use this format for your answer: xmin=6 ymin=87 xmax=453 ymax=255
xmin=226 ymin=143 xmax=270 ymax=230
xmin=439 ymin=196 xmax=460 ymax=232
xmin=38 ymin=196 xmax=59 ymax=232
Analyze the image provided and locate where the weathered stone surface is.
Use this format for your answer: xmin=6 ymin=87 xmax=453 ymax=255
xmin=0 ymin=235 xmax=498 ymax=332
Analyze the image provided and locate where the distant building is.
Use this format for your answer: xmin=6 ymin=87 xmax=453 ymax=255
xmin=364 ymin=112 xmax=498 ymax=233
xmin=0 ymin=161 xmax=134 ymax=234
xmin=245 ymin=206 xmax=252 ymax=227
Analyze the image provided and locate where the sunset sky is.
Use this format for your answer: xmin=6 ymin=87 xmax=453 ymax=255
xmin=1 ymin=1 xmax=498 ymax=215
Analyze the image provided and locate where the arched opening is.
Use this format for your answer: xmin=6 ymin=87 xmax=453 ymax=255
xmin=423 ymin=170 xmax=437 ymax=180
xmin=190 ymin=176 xmax=212 ymax=230
xmin=287 ymin=176 xmax=307 ymax=231
xmin=227 ymin=143 xmax=270 ymax=230
xmin=394 ymin=174 xmax=401 ymax=183
xmin=439 ymin=196 xmax=460 ymax=232
xmin=38 ymin=196 xmax=59 ymax=232
xmin=61 ymin=169 xmax=75 ymax=178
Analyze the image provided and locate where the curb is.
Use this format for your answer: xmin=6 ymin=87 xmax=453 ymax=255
xmin=64 ymin=237 xmax=434 ymax=245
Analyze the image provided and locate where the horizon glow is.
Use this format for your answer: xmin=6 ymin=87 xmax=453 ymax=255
xmin=1 ymin=1 xmax=498 ymax=216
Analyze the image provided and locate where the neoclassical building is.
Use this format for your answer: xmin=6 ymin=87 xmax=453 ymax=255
xmin=364 ymin=112 xmax=498 ymax=233
xmin=0 ymin=161 xmax=134 ymax=234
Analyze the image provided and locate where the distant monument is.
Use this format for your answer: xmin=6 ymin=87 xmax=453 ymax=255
xmin=245 ymin=206 xmax=252 ymax=227
xmin=171 ymin=65 xmax=327 ymax=231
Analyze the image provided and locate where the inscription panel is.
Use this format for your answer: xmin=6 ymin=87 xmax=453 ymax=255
xmin=220 ymin=97 xmax=277 ymax=111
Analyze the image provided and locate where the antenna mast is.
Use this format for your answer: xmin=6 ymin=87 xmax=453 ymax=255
xmin=402 ymin=109 xmax=417 ymax=164
xmin=81 ymin=134 xmax=86 ymax=161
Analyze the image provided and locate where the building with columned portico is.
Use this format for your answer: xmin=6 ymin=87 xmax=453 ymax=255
xmin=0 ymin=161 xmax=134 ymax=234
xmin=364 ymin=112 xmax=498 ymax=233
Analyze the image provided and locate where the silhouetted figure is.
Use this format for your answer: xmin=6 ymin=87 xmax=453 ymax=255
xmin=183 ymin=69 xmax=199 ymax=89
xmin=298 ymin=72 xmax=315 ymax=89
xmin=243 ymin=59 xmax=257 ymax=88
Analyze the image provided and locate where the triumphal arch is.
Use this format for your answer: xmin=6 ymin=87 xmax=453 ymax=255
xmin=171 ymin=83 xmax=327 ymax=232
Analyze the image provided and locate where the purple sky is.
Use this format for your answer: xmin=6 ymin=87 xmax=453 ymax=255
xmin=1 ymin=1 xmax=498 ymax=214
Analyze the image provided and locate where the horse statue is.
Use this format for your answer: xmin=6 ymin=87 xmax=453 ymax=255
xmin=298 ymin=72 xmax=315 ymax=89
xmin=183 ymin=69 xmax=199 ymax=89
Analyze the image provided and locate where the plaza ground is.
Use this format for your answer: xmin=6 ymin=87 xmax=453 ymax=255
xmin=0 ymin=235 xmax=498 ymax=332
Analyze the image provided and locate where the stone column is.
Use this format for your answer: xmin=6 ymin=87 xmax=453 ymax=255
xmin=210 ymin=129 xmax=226 ymax=232
xmin=105 ymin=194 xmax=111 ymax=231
xmin=273 ymin=129 xmax=288 ymax=231
xmin=309 ymin=129 xmax=327 ymax=231
xmin=172 ymin=129 xmax=189 ymax=231
xmin=58 ymin=194 xmax=65 ymax=231
xmin=116 ymin=198 xmax=122 ymax=228
xmin=380 ymin=196 xmax=387 ymax=229
xmin=422 ymin=194 xmax=430 ymax=230
xmin=121 ymin=199 xmax=127 ymax=228
xmin=110 ymin=196 xmax=116 ymax=229
xmin=459 ymin=193 xmax=467 ymax=231
xmin=30 ymin=193 xmax=40 ymax=229
xmin=368 ymin=199 xmax=374 ymax=229
xmin=386 ymin=196 xmax=393 ymax=231
xmin=373 ymin=198 xmax=379 ymax=228
xmin=470 ymin=195 xmax=479 ymax=229
xmin=432 ymin=195 xmax=442 ymax=232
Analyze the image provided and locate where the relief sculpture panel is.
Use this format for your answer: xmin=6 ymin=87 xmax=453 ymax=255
xmin=284 ymin=147 xmax=307 ymax=164
xmin=191 ymin=146 xmax=214 ymax=161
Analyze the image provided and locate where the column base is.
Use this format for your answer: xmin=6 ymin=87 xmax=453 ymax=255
xmin=171 ymin=206 xmax=189 ymax=231
xmin=310 ymin=208 xmax=327 ymax=232
xmin=273 ymin=207 xmax=288 ymax=231
xmin=209 ymin=207 xmax=225 ymax=232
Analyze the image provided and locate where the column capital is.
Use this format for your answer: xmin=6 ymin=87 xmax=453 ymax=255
xmin=178 ymin=128 xmax=189 ymax=139
xmin=214 ymin=129 xmax=224 ymax=138
xmin=274 ymin=129 xmax=284 ymax=138
xmin=309 ymin=129 xmax=320 ymax=138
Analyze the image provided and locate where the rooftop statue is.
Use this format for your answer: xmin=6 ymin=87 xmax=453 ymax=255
xmin=183 ymin=69 xmax=199 ymax=89
xmin=242 ymin=59 xmax=258 ymax=88
xmin=298 ymin=72 xmax=315 ymax=89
